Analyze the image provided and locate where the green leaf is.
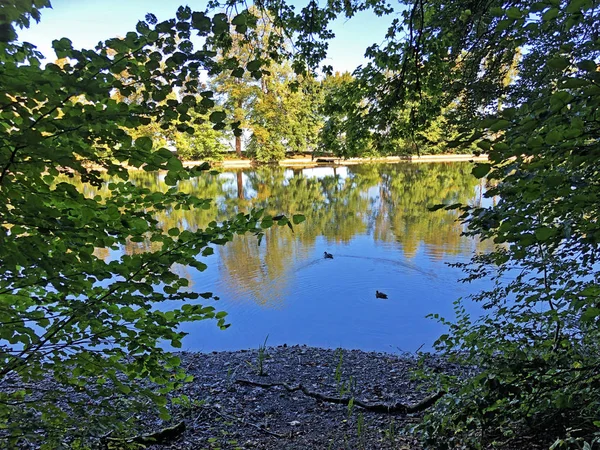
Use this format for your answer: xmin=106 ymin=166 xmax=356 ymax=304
xmin=231 ymin=13 xmax=247 ymax=25
xmin=166 ymin=156 xmax=184 ymax=171
xmin=164 ymin=173 xmax=178 ymax=186
xmin=501 ymin=108 xmax=517 ymax=119
xmin=506 ymin=7 xmax=522 ymax=19
xmin=247 ymin=60 xmax=262 ymax=72
xmin=477 ymin=140 xmax=491 ymax=151
xmin=580 ymin=286 xmax=600 ymax=297
xmin=561 ymin=77 xmax=588 ymax=88
xmin=135 ymin=136 xmax=153 ymax=151
xmin=192 ymin=12 xmax=211 ymax=33
xmin=581 ymin=307 xmax=600 ymax=322
xmin=199 ymin=97 xmax=215 ymax=109
xmin=209 ymin=111 xmax=227 ymax=123
xmin=428 ymin=204 xmax=446 ymax=212
xmin=492 ymin=142 xmax=509 ymax=152
xmin=547 ymin=56 xmax=570 ymax=71
xmin=117 ymin=384 xmax=131 ymax=394
xmin=231 ymin=67 xmax=245 ymax=78
xmin=545 ymin=130 xmax=562 ymax=145
xmin=471 ymin=164 xmax=491 ymax=179
xmin=212 ymin=13 xmax=228 ymax=34
xmin=578 ymin=60 xmax=597 ymax=72
xmin=158 ymin=407 xmax=171 ymax=421
xmin=534 ymin=227 xmax=555 ymax=241
xmin=496 ymin=19 xmax=513 ymax=32
xmin=191 ymin=261 xmax=208 ymax=271
xmin=542 ymin=7 xmax=559 ymax=21
xmin=489 ymin=119 xmax=511 ymax=132
xmin=566 ymin=0 xmax=590 ymax=13
xmin=260 ymin=218 xmax=273 ymax=229
xmin=292 ymin=214 xmax=305 ymax=225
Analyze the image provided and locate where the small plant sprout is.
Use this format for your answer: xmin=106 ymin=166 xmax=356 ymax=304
xmin=357 ymin=411 xmax=365 ymax=449
xmin=334 ymin=348 xmax=344 ymax=389
xmin=247 ymin=335 xmax=270 ymax=376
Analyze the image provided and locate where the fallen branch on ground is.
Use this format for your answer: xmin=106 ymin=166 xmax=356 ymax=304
xmin=236 ymin=379 xmax=445 ymax=414
xmin=103 ymin=421 xmax=185 ymax=448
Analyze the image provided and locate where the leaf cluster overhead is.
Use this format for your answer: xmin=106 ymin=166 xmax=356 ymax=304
xmin=0 ymin=2 xmax=302 ymax=446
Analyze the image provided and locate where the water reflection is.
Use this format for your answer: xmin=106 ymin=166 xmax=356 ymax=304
xmin=85 ymin=162 xmax=491 ymax=352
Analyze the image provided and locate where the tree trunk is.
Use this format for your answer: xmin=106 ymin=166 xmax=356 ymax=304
xmin=237 ymin=171 xmax=244 ymax=200
xmin=235 ymin=135 xmax=242 ymax=158
xmin=235 ymin=98 xmax=243 ymax=158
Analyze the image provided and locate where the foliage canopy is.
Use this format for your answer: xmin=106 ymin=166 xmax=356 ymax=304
xmin=2 ymin=0 xmax=600 ymax=447
xmin=0 ymin=1 xmax=302 ymax=446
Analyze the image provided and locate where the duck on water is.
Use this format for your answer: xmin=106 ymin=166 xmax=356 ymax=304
xmin=322 ymin=253 xmax=387 ymax=299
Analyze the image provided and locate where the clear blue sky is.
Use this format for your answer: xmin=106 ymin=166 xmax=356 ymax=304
xmin=18 ymin=0 xmax=397 ymax=73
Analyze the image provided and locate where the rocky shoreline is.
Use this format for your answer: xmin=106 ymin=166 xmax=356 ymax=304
xmin=141 ymin=345 xmax=468 ymax=450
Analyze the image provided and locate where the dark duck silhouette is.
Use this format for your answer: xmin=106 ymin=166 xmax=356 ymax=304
xmin=323 ymin=252 xmax=334 ymax=259
xmin=376 ymin=290 xmax=388 ymax=299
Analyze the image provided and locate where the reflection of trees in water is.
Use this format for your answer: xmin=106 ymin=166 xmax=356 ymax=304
xmin=73 ymin=163 xmax=486 ymax=307
xmin=367 ymin=163 xmax=484 ymax=258
xmin=217 ymin=230 xmax=312 ymax=307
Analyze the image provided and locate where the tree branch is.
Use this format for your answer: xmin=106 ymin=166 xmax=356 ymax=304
xmin=236 ymin=379 xmax=445 ymax=414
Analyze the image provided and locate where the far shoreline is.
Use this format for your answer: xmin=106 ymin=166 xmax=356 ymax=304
xmin=184 ymin=153 xmax=489 ymax=169
xmin=82 ymin=154 xmax=488 ymax=172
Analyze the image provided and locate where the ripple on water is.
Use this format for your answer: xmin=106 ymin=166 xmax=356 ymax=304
xmin=291 ymin=253 xmax=463 ymax=304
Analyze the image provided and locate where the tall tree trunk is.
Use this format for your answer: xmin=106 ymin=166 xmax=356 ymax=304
xmin=235 ymin=98 xmax=243 ymax=158
xmin=235 ymin=135 xmax=242 ymax=158
xmin=236 ymin=171 xmax=244 ymax=200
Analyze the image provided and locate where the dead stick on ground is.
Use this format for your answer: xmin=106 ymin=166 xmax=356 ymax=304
xmin=236 ymin=379 xmax=445 ymax=414
xmin=103 ymin=421 xmax=186 ymax=447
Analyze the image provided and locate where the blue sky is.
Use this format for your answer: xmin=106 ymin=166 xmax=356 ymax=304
xmin=18 ymin=0 xmax=397 ymax=73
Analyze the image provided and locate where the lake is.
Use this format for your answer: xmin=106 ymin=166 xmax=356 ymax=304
xmin=98 ymin=162 xmax=494 ymax=353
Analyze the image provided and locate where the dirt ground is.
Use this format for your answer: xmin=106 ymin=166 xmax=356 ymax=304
xmin=145 ymin=345 xmax=460 ymax=450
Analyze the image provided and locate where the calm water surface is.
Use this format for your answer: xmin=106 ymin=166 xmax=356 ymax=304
xmin=102 ymin=162 xmax=494 ymax=353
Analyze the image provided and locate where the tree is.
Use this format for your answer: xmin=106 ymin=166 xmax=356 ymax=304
xmin=319 ymin=72 xmax=472 ymax=157
xmin=210 ymin=8 xmax=322 ymax=162
xmin=112 ymin=68 xmax=227 ymax=161
xmin=247 ymin=69 xmax=322 ymax=162
xmin=209 ymin=62 xmax=256 ymax=157
xmin=318 ymin=71 xmax=375 ymax=158
xmin=0 ymin=4 xmax=302 ymax=447
xmin=208 ymin=8 xmax=269 ymax=158
xmin=172 ymin=109 xmax=228 ymax=161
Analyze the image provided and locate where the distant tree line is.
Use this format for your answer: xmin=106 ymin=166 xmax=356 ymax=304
xmin=119 ymin=8 xmax=474 ymax=163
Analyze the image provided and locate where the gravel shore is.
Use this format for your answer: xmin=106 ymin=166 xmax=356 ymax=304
xmin=144 ymin=345 xmax=463 ymax=450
